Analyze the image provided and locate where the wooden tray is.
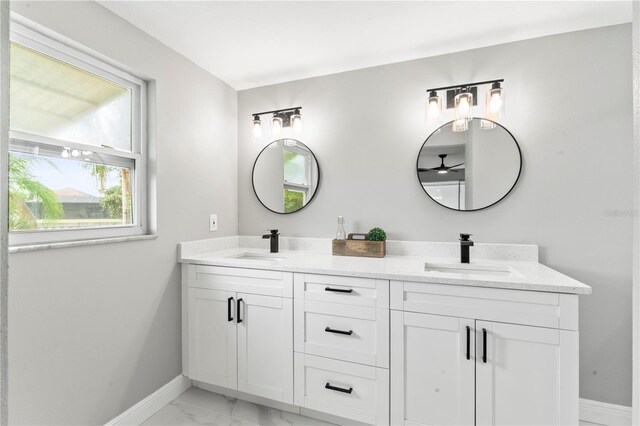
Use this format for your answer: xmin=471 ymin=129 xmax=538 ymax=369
xmin=332 ymin=238 xmax=386 ymax=258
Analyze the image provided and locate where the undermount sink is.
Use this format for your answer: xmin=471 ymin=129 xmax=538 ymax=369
xmin=424 ymin=262 xmax=517 ymax=277
xmin=228 ymin=252 xmax=288 ymax=261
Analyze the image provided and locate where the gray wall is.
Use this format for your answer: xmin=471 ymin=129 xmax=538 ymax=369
xmin=8 ymin=2 xmax=238 ymax=424
xmin=239 ymin=25 xmax=633 ymax=406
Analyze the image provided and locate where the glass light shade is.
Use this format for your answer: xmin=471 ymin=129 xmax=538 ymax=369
xmin=253 ymin=116 xmax=262 ymax=139
xmin=452 ymin=118 xmax=469 ymax=133
xmin=454 ymin=91 xmax=473 ymax=121
xmin=291 ymin=110 xmax=303 ymax=136
xmin=426 ymin=92 xmax=442 ymax=128
xmin=480 ymin=119 xmax=496 ymax=130
xmin=485 ymin=84 xmax=504 ymax=121
xmin=271 ymin=114 xmax=283 ymax=138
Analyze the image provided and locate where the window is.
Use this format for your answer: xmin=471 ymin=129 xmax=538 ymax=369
xmin=9 ymin=20 xmax=148 ymax=246
xmin=283 ymin=144 xmax=311 ymax=213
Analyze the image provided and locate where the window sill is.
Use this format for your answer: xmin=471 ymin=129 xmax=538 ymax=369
xmin=9 ymin=234 xmax=158 ymax=254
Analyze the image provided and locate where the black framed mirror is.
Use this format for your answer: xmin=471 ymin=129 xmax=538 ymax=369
xmin=416 ymin=118 xmax=522 ymax=211
xmin=252 ymin=139 xmax=320 ymax=214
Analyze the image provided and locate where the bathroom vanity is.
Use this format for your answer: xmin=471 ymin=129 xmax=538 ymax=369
xmin=178 ymin=237 xmax=590 ymax=426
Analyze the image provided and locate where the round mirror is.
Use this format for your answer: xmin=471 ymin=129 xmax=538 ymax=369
xmin=252 ymin=139 xmax=320 ymax=214
xmin=416 ymin=118 xmax=521 ymax=211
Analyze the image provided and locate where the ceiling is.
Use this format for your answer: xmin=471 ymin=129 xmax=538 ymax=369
xmin=99 ymin=1 xmax=631 ymax=90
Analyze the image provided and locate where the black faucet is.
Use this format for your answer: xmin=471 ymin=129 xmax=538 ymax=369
xmin=262 ymin=229 xmax=279 ymax=253
xmin=460 ymin=233 xmax=474 ymax=264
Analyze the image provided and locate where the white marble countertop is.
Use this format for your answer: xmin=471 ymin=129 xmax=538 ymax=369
xmin=178 ymin=238 xmax=591 ymax=295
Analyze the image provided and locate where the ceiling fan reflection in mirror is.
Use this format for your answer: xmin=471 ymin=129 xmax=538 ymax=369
xmin=418 ymin=154 xmax=464 ymax=174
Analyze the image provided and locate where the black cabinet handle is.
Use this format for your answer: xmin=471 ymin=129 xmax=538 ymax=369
xmin=466 ymin=326 xmax=470 ymax=360
xmin=325 ymin=327 xmax=353 ymax=336
xmin=325 ymin=383 xmax=353 ymax=394
xmin=325 ymin=287 xmax=353 ymax=294
xmin=237 ymin=298 xmax=243 ymax=323
xmin=227 ymin=297 xmax=234 ymax=322
xmin=482 ymin=328 xmax=487 ymax=363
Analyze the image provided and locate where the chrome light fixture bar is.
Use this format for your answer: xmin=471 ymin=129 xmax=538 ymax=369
xmin=251 ymin=106 xmax=303 ymax=140
xmin=425 ymin=79 xmax=504 ymax=131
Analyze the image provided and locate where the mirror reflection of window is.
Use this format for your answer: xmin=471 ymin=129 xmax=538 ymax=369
xmin=283 ymin=145 xmax=311 ymax=213
xmin=252 ymin=139 xmax=319 ymax=214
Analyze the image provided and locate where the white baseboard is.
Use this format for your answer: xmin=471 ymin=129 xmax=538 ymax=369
xmin=580 ymin=398 xmax=632 ymax=425
xmin=105 ymin=375 xmax=192 ymax=426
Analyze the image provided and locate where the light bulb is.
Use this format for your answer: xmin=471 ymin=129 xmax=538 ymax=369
xmin=438 ymin=170 xmax=448 ymax=174
xmin=252 ymin=115 xmax=262 ymax=139
xmin=272 ymin=114 xmax=283 ymax=138
xmin=485 ymin=82 xmax=504 ymax=121
xmin=71 ymin=149 xmax=80 ymax=157
xmin=290 ymin=109 xmax=302 ymax=136
xmin=61 ymin=149 xmax=69 ymax=158
xmin=489 ymin=93 xmax=502 ymax=113
xmin=426 ymin=90 xmax=442 ymax=128
xmin=454 ymin=89 xmax=473 ymax=121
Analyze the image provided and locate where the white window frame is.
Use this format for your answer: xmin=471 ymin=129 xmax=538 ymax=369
xmin=283 ymin=144 xmax=311 ymax=205
xmin=8 ymin=18 xmax=149 ymax=247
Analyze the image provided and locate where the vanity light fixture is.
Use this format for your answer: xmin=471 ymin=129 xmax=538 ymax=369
xmin=426 ymin=79 xmax=504 ymax=131
xmin=250 ymin=106 xmax=303 ymax=140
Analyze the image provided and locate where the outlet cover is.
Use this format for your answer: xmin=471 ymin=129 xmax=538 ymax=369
xmin=209 ymin=214 xmax=218 ymax=232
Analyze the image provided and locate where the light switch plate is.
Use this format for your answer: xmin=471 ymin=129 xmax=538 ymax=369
xmin=209 ymin=214 xmax=218 ymax=232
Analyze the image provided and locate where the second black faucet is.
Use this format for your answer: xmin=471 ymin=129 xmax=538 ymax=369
xmin=263 ymin=229 xmax=280 ymax=253
xmin=460 ymin=233 xmax=474 ymax=264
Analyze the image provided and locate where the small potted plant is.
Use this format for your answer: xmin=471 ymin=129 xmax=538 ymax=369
xmin=332 ymin=227 xmax=387 ymax=258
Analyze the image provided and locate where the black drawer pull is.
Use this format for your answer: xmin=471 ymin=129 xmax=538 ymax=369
xmin=325 ymin=327 xmax=353 ymax=336
xmin=466 ymin=326 xmax=470 ymax=360
xmin=482 ymin=328 xmax=487 ymax=363
xmin=237 ymin=298 xmax=243 ymax=323
xmin=325 ymin=287 xmax=353 ymax=294
xmin=325 ymin=383 xmax=353 ymax=394
xmin=227 ymin=297 xmax=234 ymax=322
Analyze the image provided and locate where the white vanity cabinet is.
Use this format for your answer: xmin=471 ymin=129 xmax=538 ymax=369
xmin=390 ymin=280 xmax=579 ymax=426
xmin=180 ymin=254 xmax=585 ymax=426
xmin=183 ymin=265 xmax=294 ymax=404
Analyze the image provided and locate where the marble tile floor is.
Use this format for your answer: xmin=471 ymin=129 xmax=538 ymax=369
xmin=142 ymin=387 xmax=336 ymax=426
xmin=143 ymin=386 xmax=604 ymax=426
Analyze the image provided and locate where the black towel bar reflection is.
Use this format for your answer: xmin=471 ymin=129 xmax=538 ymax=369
xmin=325 ymin=383 xmax=353 ymax=394
xmin=325 ymin=287 xmax=353 ymax=293
xmin=325 ymin=327 xmax=353 ymax=336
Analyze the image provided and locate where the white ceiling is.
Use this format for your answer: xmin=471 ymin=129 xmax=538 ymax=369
xmin=99 ymin=1 xmax=631 ymax=90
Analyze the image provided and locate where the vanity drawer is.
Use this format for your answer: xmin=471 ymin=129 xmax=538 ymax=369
xmin=294 ymin=300 xmax=389 ymax=368
xmin=294 ymin=353 xmax=389 ymax=425
xmin=185 ymin=264 xmax=293 ymax=298
xmin=294 ymin=273 xmax=389 ymax=308
xmin=390 ymin=280 xmax=578 ymax=330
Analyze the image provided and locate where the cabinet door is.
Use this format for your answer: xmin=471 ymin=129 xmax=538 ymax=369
xmin=187 ymin=288 xmax=237 ymax=389
xmin=391 ymin=311 xmax=475 ymax=426
xmin=237 ymin=293 xmax=293 ymax=404
xmin=475 ymin=321 xmax=578 ymax=426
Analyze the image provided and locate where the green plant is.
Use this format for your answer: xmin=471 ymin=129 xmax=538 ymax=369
xmin=367 ymin=227 xmax=387 ymax=242
xmin=8 ymin=154 xmax=63 ymax=230
xmin=100 ymin=185 xmax=123 ymax=219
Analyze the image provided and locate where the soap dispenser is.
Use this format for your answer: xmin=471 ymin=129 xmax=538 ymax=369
xmin=336 ymin=216 xmax=346 ymax=240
